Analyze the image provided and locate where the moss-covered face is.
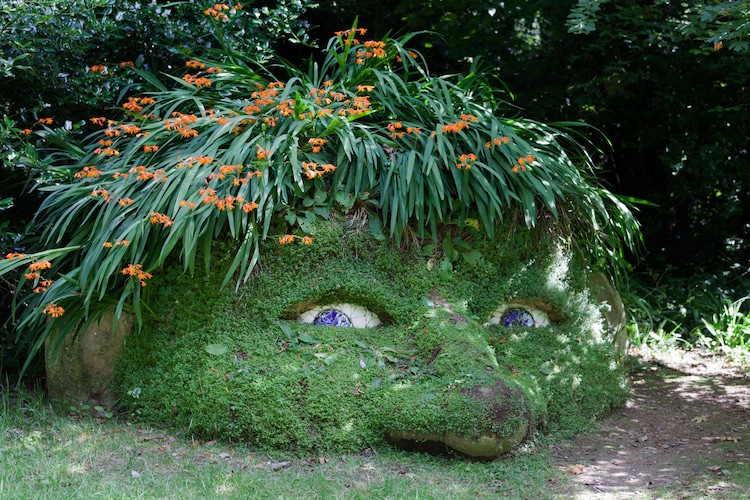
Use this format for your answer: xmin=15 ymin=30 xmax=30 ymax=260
xmin=117 ymin=220 xmax=627 ymax=457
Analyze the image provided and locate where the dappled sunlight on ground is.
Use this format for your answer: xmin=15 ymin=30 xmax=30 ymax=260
xmin=553 ymin=359 xmax=750 ymax=499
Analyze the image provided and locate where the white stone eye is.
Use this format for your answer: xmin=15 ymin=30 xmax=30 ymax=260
xmin=486 ymin=304 xmax=551 ymax=328
xmin=298 ymin=304 xmax=381 ymax=328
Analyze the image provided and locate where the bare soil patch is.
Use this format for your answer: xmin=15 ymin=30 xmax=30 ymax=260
xmin=553 ymin=350 xmax=750 ymax=498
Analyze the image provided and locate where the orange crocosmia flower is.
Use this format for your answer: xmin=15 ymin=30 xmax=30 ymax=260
xmin=356 ymin=85 xmax=374 ymax=93
xmin=74 ymin=166 xmax=103 ymax=179
xmin=207 ymin=67 xmax=221 ymax=74
xmin=256 ymin=145 xmax=270 ymax=160
xmin=28 ymin=260 xmax=52 ymax=271
xmin=120 ymin=61 xmax=135 ymax=68
xmin=4 ymin=253 xmax=25 ymax=260
xmin=42 ymin=303 xmax=65 ymax=318
xmin=120 ymin=124 xmax=141 ymax=135
xmin=39 ymin=118 xmax=54 ymax=125
xmin=103 ymin=241 xmax=113 ymax=248
xmin=121 ymin=264 xmax=153 ymax=287
xmin=149 ymin=212 xmax=173 ymax=227
xmin=118 ymin=198 xmax=134 ymax=207
xmin=90 ymin=117 xmax=108 ymax=127
xmin=301 ymin=236 xmax=313 ymax=245
xmin=143 ymin=145 xmax=159 ymax=153
xmin=21 ymin=129 xmax=32 ymax=136
xmin=525 ymin=155 xmax=535 ymax=163
xmin=242 ymin=202 xmax=258 ymax=213
xmin=25 ymin=272 xmax=40 ymax=280
xmin=278 ymin=234 xmax=295 ymax=244
xmin=185 ymin=60 xmax=206 ymax=69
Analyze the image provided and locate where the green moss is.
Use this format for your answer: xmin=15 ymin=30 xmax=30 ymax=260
xmin=115 ymin=217 xmax=626 ymax=455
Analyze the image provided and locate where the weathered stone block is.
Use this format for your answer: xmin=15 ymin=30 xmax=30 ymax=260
xmin=45 ymin=311 xmax=132 ymax=406
xmin=588 ymin=271 xmax=628 ymax=356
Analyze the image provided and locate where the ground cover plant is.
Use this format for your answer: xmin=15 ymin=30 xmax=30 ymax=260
xmin=0 ymin=26 xmax=639 ymax=377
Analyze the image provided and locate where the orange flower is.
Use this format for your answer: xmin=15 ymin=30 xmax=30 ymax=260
xmin=21 ymin=129 xmax=32 ymax=136
xmin=242 ymin=202 xmax=258 ymax=213
xmin=120 ymin=124 xmax=141 ymax=135
xmin=185 ymin=60 xmax=206 ymax=69
xmin=120 ymin=61 xmax=135 ymax=68
xmin=28 ymin=260 xmax=52 ymax=271
xmin=149 ymin=212 xmax=173 ymax=227
xmin=34 ymin=279 xmax=54 ymax=294
xmin=25 ymin=272 xmax=40 ymax=280
xmin=278 ymin=234 xmax=295 ymax=244
xmin=256 ymin=145 xmax=270 ymax=160
xmin=103 ymin=242 xmax=113 ymax=248
xmin=143 ymin=145 xmax=159 ymax=153
xmin=356 ymin=85 xmax=374 ymax=93
xmin=42 ymin=303 xmax=65 ymax=318
xmin=456 ymin=153 xmax=477 ymax=170
xmin=118 ymin=198 xmax=134 ymax=207
xmin=4 ymin=253 xmax=25 ymax=260
xmin=39 ymin=118 xmax=54 ymax=125
xmin=121 ymin=264 xmax=153 ymax=287
xmin=301 ymin=236 xmax=313 ymax=245
xmin=89 ymin=117 xmax=107 ymax=126
xmin=74 ymin=166 xmax=103 ymax=179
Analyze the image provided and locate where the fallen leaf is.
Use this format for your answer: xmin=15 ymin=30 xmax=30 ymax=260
xmin=704 ymin=436 xmax=741 ymax=442
xmin=271 ymin=461 xmax=292 ymax=471
xmin=569 ymin=464 xmax=585 ymax=474
xmin=318 ymin=456 xmax=326 ymax=464
xmin=131 ymin=470 xmax=141 ymax=478
xmin=692 ymin=416 xmax=708 ymax=423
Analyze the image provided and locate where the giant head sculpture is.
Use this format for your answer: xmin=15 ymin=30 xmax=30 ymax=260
xmin=3 ymin=29 xmax=637 ymax=458
xmin=116 ymin=219 xmax=627 ymax=457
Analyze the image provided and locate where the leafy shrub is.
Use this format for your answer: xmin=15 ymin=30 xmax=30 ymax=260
xmin=0 ymin=26 xmax=639 ymax=374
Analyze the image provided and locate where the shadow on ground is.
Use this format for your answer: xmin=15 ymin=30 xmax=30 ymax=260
xmin=553 ymin=353 xmax=750 ymax=499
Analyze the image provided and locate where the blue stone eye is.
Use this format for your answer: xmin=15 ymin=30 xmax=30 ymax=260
xmin=501 ymin=308 xmax=535 ymax=328
xmin=313 ymin=309 xmax=353 ymax=327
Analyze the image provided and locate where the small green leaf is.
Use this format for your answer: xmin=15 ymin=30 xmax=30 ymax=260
xmin=297 ymin=333 xmax=316 ymax=344
xmin=278 ymin=322 xmax=293 ymax=337
xmin=205 ymin=344 xmax=229 ymax=356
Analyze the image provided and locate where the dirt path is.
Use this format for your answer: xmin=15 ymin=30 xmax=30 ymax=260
xmin=552 ymin=351 xmax=750 ymax=498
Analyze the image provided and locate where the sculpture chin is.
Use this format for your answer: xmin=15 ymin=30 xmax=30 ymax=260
xmin=386 ymin=381 xmax=532 ymax=458
xmin=387 ymin=424 xmax=529 ymax=458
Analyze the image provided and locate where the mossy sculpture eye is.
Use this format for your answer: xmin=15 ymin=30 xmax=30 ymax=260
xmin=487 ymin=304 xmax=552 ymax=328
xmin=298 ymin=304 xmax=382 ymax=328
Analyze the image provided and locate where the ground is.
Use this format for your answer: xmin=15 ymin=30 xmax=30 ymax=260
xmin=555 ymin=348 xmax=750 ymax=499
xmin=2 ymin=350 xmax=749 ymax=498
